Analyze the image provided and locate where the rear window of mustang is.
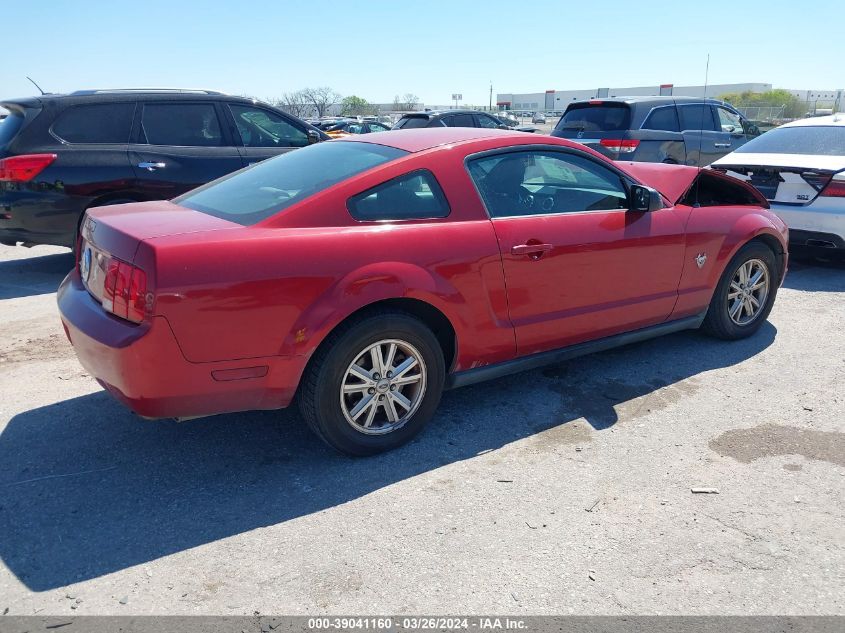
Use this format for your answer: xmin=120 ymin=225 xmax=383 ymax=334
xmin=175 ymin=141 xmax=408 ymax=225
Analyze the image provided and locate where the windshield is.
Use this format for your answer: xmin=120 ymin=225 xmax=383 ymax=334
xmin=735 ymin=126 xmax=845 ymax=156
xmin=556 ymin=103 xmax=631 ymax=132
xmin=176 ymin=141 xmax=408 ymax=225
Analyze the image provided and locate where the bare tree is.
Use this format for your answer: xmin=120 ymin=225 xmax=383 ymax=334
xmin=401 ymin=93 xmax=420 ymax=111
xmin=301 ymin=86 xmax=341 ymax=118
xmin=274 ymin=90 xmax=311 ymax=119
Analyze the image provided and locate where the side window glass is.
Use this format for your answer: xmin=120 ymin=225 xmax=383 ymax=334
xmin=446 ymin=114 xmax=475 ymax=127
xmin=141 ymin=103 xmax=222 ymax=146
xmin=348 ymin=169 xmax=450 ymax=221
xmin=467 ymin=151 xmax=628 ymax=218
xmin=477 ymin=115 xmax=500 ymax=129
xmin=229 ymin=105 xmax=309 ymax=148
xmin=678 ymin=105 xmax=718 ymax=132
xmin=52 ymin=103 xmax=135 ymax=144
xmin=717 ymin=107 xmax=743 ymax=134
xmin=642 ymin=106 xmax=679 ymax=132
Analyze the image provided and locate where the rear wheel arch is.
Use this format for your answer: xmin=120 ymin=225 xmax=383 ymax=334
xmin=302 ymin=297 xmax=457 ymax=378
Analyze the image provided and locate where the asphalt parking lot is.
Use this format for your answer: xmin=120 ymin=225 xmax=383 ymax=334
xmin=0 ymin=244 xmax=842 ymax=615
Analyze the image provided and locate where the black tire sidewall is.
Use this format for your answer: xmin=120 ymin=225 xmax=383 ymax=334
xmin=310 ymin=313 xmax=445 ymax=456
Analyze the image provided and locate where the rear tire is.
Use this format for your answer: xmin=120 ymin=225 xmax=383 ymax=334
xmin=298 ymin=310 xmax=445 ymax=456
xmin=701 ymin=241 xmax=778 ymax=340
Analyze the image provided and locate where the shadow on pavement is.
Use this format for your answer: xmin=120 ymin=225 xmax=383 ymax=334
xmin=782 ymin=256 xmax=845 ymax=293
xmin=0 ymin=323 xmax=775 ymax=590
xmin=0 ymin=251 xmax=75 ymax=300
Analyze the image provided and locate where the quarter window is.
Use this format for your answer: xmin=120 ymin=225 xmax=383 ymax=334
xmin=52 ymin=103 xmax=135 ymax=144
xmin=230 ymin=105 xmax=309 ymax=147
xmin=348 ymin=170 xmax=450 ymax=221
xmin=468 ymin=151 xmax=628 ymax=218
xmin=140 ymin=103 xmax=223 ymax=146
xmin=642 ymin=106 xmax=680 ymax=132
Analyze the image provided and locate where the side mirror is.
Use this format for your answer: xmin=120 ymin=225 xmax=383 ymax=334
xmin=307 ymin=129 xmax=321 ymax=144
xmin=497 ymin=124 xmax=509 ymax=130
xmin=630 ymin=184 xmax=664 ymax=212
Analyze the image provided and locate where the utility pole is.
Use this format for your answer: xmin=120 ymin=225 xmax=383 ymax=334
xmin=489 ymin=82 xmax=493 ymax=111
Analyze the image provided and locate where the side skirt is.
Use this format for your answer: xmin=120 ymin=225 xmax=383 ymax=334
xmin=446 ymin=312 xmax=707 ymax=390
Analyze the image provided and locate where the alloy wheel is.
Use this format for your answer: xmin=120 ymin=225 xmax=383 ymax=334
xmin=340 ymin=339 xmax=427 ymax=435
xmin=727 ymin=258 xmax=770 ymax=326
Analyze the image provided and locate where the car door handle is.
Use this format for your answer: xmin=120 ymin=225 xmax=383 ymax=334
xmin=714 ymin=142 xmax=732 ymax=148
xmin=138 ymin=162 xmax=165 ymax=171
xmin=512 ymin=243 xmax=553 ymax=258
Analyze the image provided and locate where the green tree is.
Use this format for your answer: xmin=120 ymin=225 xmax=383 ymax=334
xmin=718 ymin=89 xmax=805 ymax=119
xmin=341 ymin=95 xmax=375 ymax=116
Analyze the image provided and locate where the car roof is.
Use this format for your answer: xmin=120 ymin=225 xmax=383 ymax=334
xmin=0 ymin=89 xmax=266 ymax=108
xmin=780 ymin=113 xmax=845 ymax=127
xmin=568 ymin=95 xmax=726 ymax=106
xmin=399 ymin=109 xmax=490 ymax=118
xmin=340 ymin=127 xmax=567 ymax=153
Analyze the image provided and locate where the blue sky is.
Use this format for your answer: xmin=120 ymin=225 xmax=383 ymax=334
xmin=0 ymin=0 xmax=840 ymax=107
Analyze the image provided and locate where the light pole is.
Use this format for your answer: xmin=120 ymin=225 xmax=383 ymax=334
xmin=489 ymin=82 xmax=493 ymax=111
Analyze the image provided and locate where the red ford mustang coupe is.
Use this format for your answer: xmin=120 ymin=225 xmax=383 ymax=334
xmin=58 ymin=128 xmax=787 ymax=455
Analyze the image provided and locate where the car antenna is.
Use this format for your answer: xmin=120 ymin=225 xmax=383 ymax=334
xmin=26 ymin=76 xmax=46 ymax=96
xmin=693 ymin=54 xmax=710 ymax=208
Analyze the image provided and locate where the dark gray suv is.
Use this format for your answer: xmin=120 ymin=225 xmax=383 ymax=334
xmin=551 ymin=96 xmax=761 ymax=166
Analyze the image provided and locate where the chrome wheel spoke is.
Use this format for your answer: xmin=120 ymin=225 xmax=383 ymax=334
xmin=370 ymin=346 xmax=386 ymax=376
xmin=729 ymin=298 xmax=744 ymax=319
xmin=393 ymin=356 xmax=418 ymax=379
xmin=348 ymin=364 xmax=372 ymax=384
xmin=384 ymin=396 xmax=400 ymax=423
xmin=392 ymin=373 xmax=422 ymax=387
xmin=384 ymin=343 xmax=397 ymax=374
xmin=350 ymin=394 xmax=376 ymax=420
xmin=363 ymin=399 xmax=379 ymax=428
xmin=391 ymin=390 xmax=412 ymax=411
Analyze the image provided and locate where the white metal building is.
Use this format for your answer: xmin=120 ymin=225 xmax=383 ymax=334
xmin=497 ymin=83 xmax=773 ymax=111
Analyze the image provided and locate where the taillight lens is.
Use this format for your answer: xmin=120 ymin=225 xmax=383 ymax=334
xmin=819 ymin=176 xmax=845 ymax=198
xmin=0 ymin=154 xmax=57 ymax=182
xmin=101 ymin=257 xmax=149 ymax=324
xmin=600 ymin=139 xmax=640 ymax=154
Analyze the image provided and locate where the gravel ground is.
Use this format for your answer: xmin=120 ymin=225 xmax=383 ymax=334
xmin=0 ymin=243 xmax=842 ymax=615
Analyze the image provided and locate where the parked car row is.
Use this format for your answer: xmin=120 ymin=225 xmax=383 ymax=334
xmin=1 ymin=88 xmax=841 ymax=261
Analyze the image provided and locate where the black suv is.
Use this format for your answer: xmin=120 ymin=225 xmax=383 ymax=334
xmin=551 ymin=96 xmax=761 ymax=166
xmin=393 ymin=109 xmax=510 ymax=130
xmin=0 ymin=89 xmax=328 ymax=248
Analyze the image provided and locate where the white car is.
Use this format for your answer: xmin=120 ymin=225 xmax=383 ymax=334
xmin=712 ymin=114 xmax=845 ymax=256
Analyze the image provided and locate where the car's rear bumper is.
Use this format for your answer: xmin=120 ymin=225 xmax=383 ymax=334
xmin=57 ymin=271 xmax=306 ymax=418
xmin=770 ymin=200 xmax=845 ymax=246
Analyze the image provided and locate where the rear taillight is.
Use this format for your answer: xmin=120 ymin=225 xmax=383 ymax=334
xmin=0 ymin=154 xmax=57 ymax=182
xmin=102 ymin=257 xmax=149 ymax=324
xmin=819 ymin=177 xmax=845 ymax=198
xmin=600 ymin=139 xmax=640 ymax=154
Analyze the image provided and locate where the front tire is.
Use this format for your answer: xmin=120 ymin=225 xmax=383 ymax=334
xmin=701 ymin=241 xmax=778 ymax=340
xmin=298 ymin=311 xmax=445 ymax=456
